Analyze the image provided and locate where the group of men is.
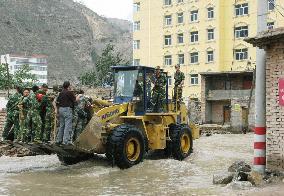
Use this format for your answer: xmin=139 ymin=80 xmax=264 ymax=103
xmin=2 ymin=82 xmax=92 ymax=145
xmin=2 ymin=84 xmax=57 ymax=142
xmin=151 ymin=65 xmax=185 ymax=112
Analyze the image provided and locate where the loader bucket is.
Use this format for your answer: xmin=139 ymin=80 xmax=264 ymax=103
xmin=73 ymin=114 xmax=105 ymax=154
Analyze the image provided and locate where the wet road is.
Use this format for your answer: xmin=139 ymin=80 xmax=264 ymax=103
xmin=0 ymin=134 xmax=273 ymax=196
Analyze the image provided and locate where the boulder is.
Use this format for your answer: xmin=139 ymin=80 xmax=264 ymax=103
xmin=247 ymin=171 xmax=264 ymax=186
xmin=227 ymin=180 xmax=253 ymax=190
xmin=228 ymin=160 xmax=251 ymax=173
xmin=213 ymin=172 xmax=234 ymax=185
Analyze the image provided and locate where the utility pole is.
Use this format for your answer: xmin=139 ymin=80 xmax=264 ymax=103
xmin=4 ymin=55 xmax=10 ymax=97
xmin=254 ymin=0 xmax=267 ymax=174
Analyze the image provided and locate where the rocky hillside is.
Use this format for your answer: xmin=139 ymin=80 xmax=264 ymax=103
xmin=0 ymin=0 xmax=132 ymax=84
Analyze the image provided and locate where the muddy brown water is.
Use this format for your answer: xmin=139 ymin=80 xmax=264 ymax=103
xmin=0 ymin=134 xmax=277 ymax=196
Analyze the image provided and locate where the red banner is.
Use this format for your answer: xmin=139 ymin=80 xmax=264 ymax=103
xmin=279 ymin=79 xmax=284 ymax=106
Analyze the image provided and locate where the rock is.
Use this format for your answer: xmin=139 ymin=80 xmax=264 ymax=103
xmin=234 ymin=171 xmax=249 ymax=181
xmin=248 ymin=171 xmax=264 ymax=186
xmin=227 ymin=180 xmax=253 ymax=190
xmin=228 ymin=160 xmax=251 ymax=173
xmin=213 ymin=172 xmax=234 ymax=185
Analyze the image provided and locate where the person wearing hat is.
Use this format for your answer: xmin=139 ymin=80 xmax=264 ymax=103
xmin=2 ymin=85 xmax=22 ymax=141
xmin=173 ymin=64 xmax=185 ymax=110
xmin=151 ymin=66 xmax=167 ymax=112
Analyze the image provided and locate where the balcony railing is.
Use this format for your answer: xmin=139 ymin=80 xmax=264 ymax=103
xmin=206 ymin=89 xmax=253 ymax=100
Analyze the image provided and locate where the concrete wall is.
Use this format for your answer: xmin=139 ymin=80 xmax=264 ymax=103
xmin=265 ymin=42 xmax=284 ymax=171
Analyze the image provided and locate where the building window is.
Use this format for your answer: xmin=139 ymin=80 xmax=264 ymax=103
xmin=267 ymin=22 xmax=275 ymax=29
xmin=235 ymin=26 xmax=248 ymax=38
xmin=190 ymin=52 xmax=199 ymax=64
xmin=133 ymin=2 xmax=140 ymax=12
xmin=177 ymin=33 xmax=184 ymax=44
xmin=235 ymin=48 xmax=248 ymax=60
xmin=164 ymin=0 xmax=172 ymax=6
xmin=133 ymin=59 xmax=140 ymax=66
xmin=207 ymin=51 xmax=214 ymax=62
xmin=164 ymin=55 xmax=172 ymax=65
xmin=190 ymin=74 xmax=199 ymax=85
xmin=133 ymin=40 xmax=140 ymax=50
xmin=207 ymin=7 xmax=214 ymax=19
xmin=164 ymin=35 xmax=172 ymax=45
xmin=178 ymin=54 xmax=185 ymax=65
xmin=235 ymin=3 xmax=249 ymax=16
xmin=177 ymin=0 xmax=183 ymax=3
xmin=207 ymin=29 xmax=214 ymax=40
xmin=133 ymin=21 xmax=140 ymax=31
xmin=268 ymin=0 xmax=275 ymax=11
xmin=168 ymin=76 xmax=172 ymax=86
xmin=190 ymin=10 xmax=198 ymax=22
xmin=177 ymin=12 xmax=184 ymax=24
xmin=190 ymin=31 xmax=199 ymax=43
xmin=165 ymin=15 xmax=172 ymax=26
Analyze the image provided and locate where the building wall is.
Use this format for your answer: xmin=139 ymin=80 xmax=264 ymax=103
xmin=0 ymin=54 xmax=48 ymax=84
xmin=266 ymin=42 xmax=284 ymax=171
xmin=133 ymin=0 xmax=284 ymax=100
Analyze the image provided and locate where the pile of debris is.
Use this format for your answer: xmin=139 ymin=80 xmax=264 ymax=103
xmin=0 ymin=142 xmax=36 ymax=157
xmin=213 ymin=160 xmax=284 ymax=190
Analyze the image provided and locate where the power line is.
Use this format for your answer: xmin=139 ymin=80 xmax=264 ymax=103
xmin=268 ymin=0 xmax=284 ymax=18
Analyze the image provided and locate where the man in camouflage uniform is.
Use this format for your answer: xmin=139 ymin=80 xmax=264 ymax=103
xmin=2 ymin=85 xmax=22 ymax=141
xmin=173 ymin=65 xmax=185 ymax=110
xmin=73 ymin=90 xmax=90 ymax=141
xmin=41 ymin=85 xmax=58 ymax=142
xmin=18 ymin=88 xmax=30 ymax=142
xmin=151 ymin=66 xmax=167 ymax=112
xmin=25 ymin=85 xmax=42 ymax=142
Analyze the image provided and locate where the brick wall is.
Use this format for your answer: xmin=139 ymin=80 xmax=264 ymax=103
xmin=266 ymin=42 xmax=284 ymax=171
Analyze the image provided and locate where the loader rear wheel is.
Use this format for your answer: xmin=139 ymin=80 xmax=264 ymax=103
xmin=170 ymin=125 xmax=193 ymax=160
xmin=106 ymin=124 xmax=145 ymax=169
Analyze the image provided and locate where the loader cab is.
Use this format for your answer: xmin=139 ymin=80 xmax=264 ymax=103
xmin=112 ymin=65 xmax=169 ymax=115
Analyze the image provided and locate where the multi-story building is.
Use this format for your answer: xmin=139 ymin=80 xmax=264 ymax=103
xmin=0 ymin=54 xmax=48 ymax=84
xmin=133 ymin=0 xmax=284 ymax=100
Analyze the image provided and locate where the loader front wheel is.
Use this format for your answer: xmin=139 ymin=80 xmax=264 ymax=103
xmin=170 ymin=125 xmax=193 ymax=160
xmin=106 ymin=124 xmax=145 ymax=169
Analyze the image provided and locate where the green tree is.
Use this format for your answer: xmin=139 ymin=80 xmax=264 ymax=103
xmin=80 ymin=44 xmax=130 ymax=87
xmin=0 ymin=63 xmax=37 ymax=90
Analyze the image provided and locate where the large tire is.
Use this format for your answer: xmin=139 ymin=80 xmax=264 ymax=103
xmin=57 ymin=153 xmax=93 ymax=165
xmin=170 ymin=124 xmax=193 ymax=160
xmin=106 ymin=124 xmax=145 ymax=169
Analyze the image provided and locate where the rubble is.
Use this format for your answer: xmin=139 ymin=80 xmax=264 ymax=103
xmin=228 ymin=160 xmax=252 ymax=173
xmin=213 ymin=172 xmax=234 ymax=184
xmin=0 ymin=142 xmax=36 ymax=157
xmin=213 ymin=160 xmax=284 ymax=190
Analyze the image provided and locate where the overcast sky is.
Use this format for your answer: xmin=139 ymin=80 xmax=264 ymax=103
xmin=76 ymin=0 xmax=133 ymax=21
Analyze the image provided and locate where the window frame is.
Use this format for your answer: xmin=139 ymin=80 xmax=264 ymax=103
xmin=165 ymin=15 xmax=172 ymax=26
xmin=177 ymin=12 xmax=184 ymax=24
xmin=235 ymin=3 xmax=249 ymax=16
xmin=133 ymin=21 xmax=141 ymax=31
xmin=177 ymin=33 xmax=184 ymax=44
xmin=178 ymin=54 xmax=185 ymax=65
xmin=133 ymin=40 xmax=140 ymax=50
xmin=207 ymin=51 xmax=214 ymax=63
xmin=207 ymin=7 xmax=214 ymax=19
xmin=190 ymin=52 xmax=199 ymax=64
xmin=164 ymin=55 xmax=173 ymax=65
xmin=190 ymin=31 xmax=199 ymax=43
xmin=190 ymin=74 xmax=199 ymax=85
xmin=190 ymin=10 xmax=198 ymax=22
xmin=164 ymin=35 xmax=172 ymax=46
xmin=235 ymin=26 xmax=249 ymax=38
xmin=235 ymin=48 xmax=248 ymax=61
xmin=207 ymin=29 xmax=214 ymax=40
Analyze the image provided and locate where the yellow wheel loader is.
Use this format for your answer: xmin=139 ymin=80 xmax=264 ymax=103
xmin=16 ymin=65 xmax=200 ymax=169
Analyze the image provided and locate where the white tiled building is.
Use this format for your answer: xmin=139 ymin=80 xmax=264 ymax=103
xmin=0 ymin=54 xmax=48 ymax=84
